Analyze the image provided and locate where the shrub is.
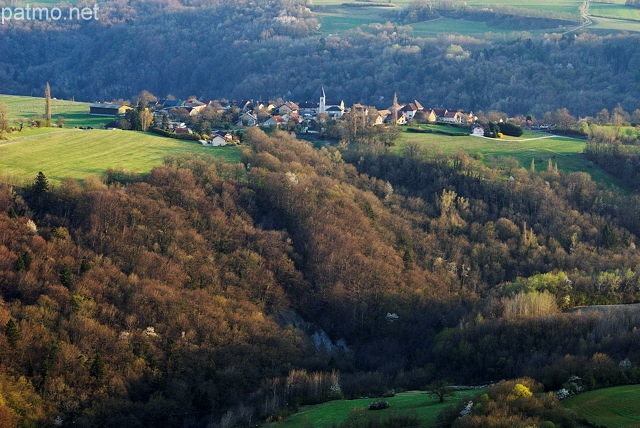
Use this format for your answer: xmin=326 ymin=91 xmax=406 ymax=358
xmin=368 ymin=400 xmax=389 ymax=410
xmin=497 ymin=121 xmax=524 ymax=137
xmin=382 ymin=389 xmax=396 ymax=398
xmin=148 ymin=127 xmax=202 ymax=141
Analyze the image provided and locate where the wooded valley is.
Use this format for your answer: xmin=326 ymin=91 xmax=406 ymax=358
xmin=2 ymin=129 xmax=640 ymax=425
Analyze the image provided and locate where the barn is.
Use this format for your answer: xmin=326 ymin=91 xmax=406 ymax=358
xmin=89 ymin=103 xmax=133 ymax=116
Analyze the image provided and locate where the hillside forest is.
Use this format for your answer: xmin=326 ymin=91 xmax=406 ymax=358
xmin=1 ymin=0 xmax=640 ymax=117
xmin=1 ymin=128 xmax=640 ymax=426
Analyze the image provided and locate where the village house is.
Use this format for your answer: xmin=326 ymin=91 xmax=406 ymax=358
xmin=433 ymin=108 xmax=448 ymax=121
xmin=376 ymin=110 xmax=391 ymax=125
xmin=255 ymin=101 xmax=276 ymax=112
xmin=472 ymin=124 xmax=485 ymax=136
xmin=400 ymin=101 xmax=424 ymax=119
xmin=385 ymin=112 xmax=408 ymax=126
xmin=325 ymin=106 xmax=345 ymax=118
xmin=298 ymin=101 xmax=319 ymax=115
xmin=214 ymin=131 xmax=234 ymax=142
xmin=236 ymin=112 xmax=258 ymax=127
xmin=234 ymin=100 xmax=253 ymax=111
xmin=263 ymin=115 xmax=286 ymax=127
xmin=187 ymin=105 xmax=207 ymax=117
xmin=174 ymin=126 xmax=192 ymax=135
xmin=277 ymin=102 xmax=299 ymax=115
xmin=209 ymin=135 xmax=227 ymax=146
xmin=160 ymin=99 xmax=182 ymax=109
xmin=442 ymin=111 xmax=464 ymax=123
xmin=282 ymin=112 xmax=303 ymax=123
xmin=184 ymin=99 xmax=206 ymax=109
xmin=419 ymin=108 xmax=437 ymax=123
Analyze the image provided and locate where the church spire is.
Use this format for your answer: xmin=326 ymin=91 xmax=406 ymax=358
xmin=319 ymin=87 xmax=326 ymax=113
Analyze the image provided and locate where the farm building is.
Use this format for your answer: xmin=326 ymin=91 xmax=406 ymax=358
xmin=89 ymin=103 xmax=133 ymax=116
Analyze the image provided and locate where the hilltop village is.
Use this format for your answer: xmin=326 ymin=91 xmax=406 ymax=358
xmin=89 ymin=89 xmax=479 ymax=144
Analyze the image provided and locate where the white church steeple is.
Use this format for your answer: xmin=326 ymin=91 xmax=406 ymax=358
xmin=319 ymin=87 xmax=326 ymax=113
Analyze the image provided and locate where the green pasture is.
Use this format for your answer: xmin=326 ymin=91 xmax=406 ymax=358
xmin=0 ymin=94 xmax=110 ymax=128
xmin=562 ymin=385 xmax=640 ymax=428
xmin=266 ymin=389 xmax=483 ymax=427
xmin=397 ymin=131 xmax=621 ymax=187
xmin=590 ymin=1 xmax=640 ymax=20
xmin=589 ymin=14 xmax=640 ymax=33
xmin=313 ymin=0 xmax=583 ymax=37
xmin=315 ymin=3 xmax=399 ymax=35
xmin=0 ymin=129 xmax=240 ymax=183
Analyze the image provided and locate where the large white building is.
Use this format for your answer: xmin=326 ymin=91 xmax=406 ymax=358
xmin=318 ymin=88 xmax=345 ymax=117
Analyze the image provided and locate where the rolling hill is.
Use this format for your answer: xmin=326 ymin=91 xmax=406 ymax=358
xmin=0 ymin=129 xmax=240 ymax=183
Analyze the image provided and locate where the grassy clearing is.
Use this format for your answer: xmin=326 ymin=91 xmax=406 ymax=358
xmin=586 ymin=0 xmax=640 ymax=33
xmin=465 ymin=0 xmax=583 ymax=16
xmin=589 ymin=15 xmax=640 ymax=33
xmin=410 ymin=17 xmax=529 ymax=38
xmin=266 ymin=389 xmax=483 ymax=427
xmin=590 ymin=2 xmax=640 ymax=20
xmin=396 ymin=131 xmax=621 ymax=187
xmin=562 ymin=385 xmax=640 ymax=427
xmin=0 ymin=129 xmax=240 ymax=182
xmin=313 ymin=0 xmax=412 ymax=6
xmin=314 ymin=0 xmax=582 ymax=36
xmin=315 ymin=4 xmax=399 ymax=35
xmin=0 ymin=94 xmax=111 ymax=128
xmin=318 ymin=9 xmax=567 ymax=38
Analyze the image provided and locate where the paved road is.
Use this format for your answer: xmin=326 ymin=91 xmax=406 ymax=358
xmin=563 ymin=0 xmax=593 ymax=35
xmin=0 ymin=130 xmax=85 ymax=146
xmin=471 ymin=134 xmax=585 ymax=142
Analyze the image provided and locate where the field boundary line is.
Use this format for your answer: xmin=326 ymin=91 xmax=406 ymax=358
xmin=0 ymin=129 xmax=86 ymax=146
xmin=471 ymin=134 xmax=556 ymax=142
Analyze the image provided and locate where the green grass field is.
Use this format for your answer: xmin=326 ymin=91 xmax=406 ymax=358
xmin=408 ymin=17 xmax=549 ymax=38
xmin=562 ymin=385 xmax=640 ymax=427
xmin=397 ymin=131 xmax=622 ymax=187
xmin=266 ymin=389 xmax=483 ymax=427
xmin=316 ymin=5 xmax=395 ymax=35
xmin=313 ymin=0 xmax=640 ymax=36
xmin=0 ymin=94 xmax=111 ymax=128
xmin=590 ymin=1 xmax=640 ymax=20
xmin=590 ymin=15 xmax=640 ymax=33
xmin=313 ymin=0 xmax=583 ymax=37
xmin=0 ymin=129 xmax=240 ymax=183
xmin=465 ymin=0 xmax=582 ymax=16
